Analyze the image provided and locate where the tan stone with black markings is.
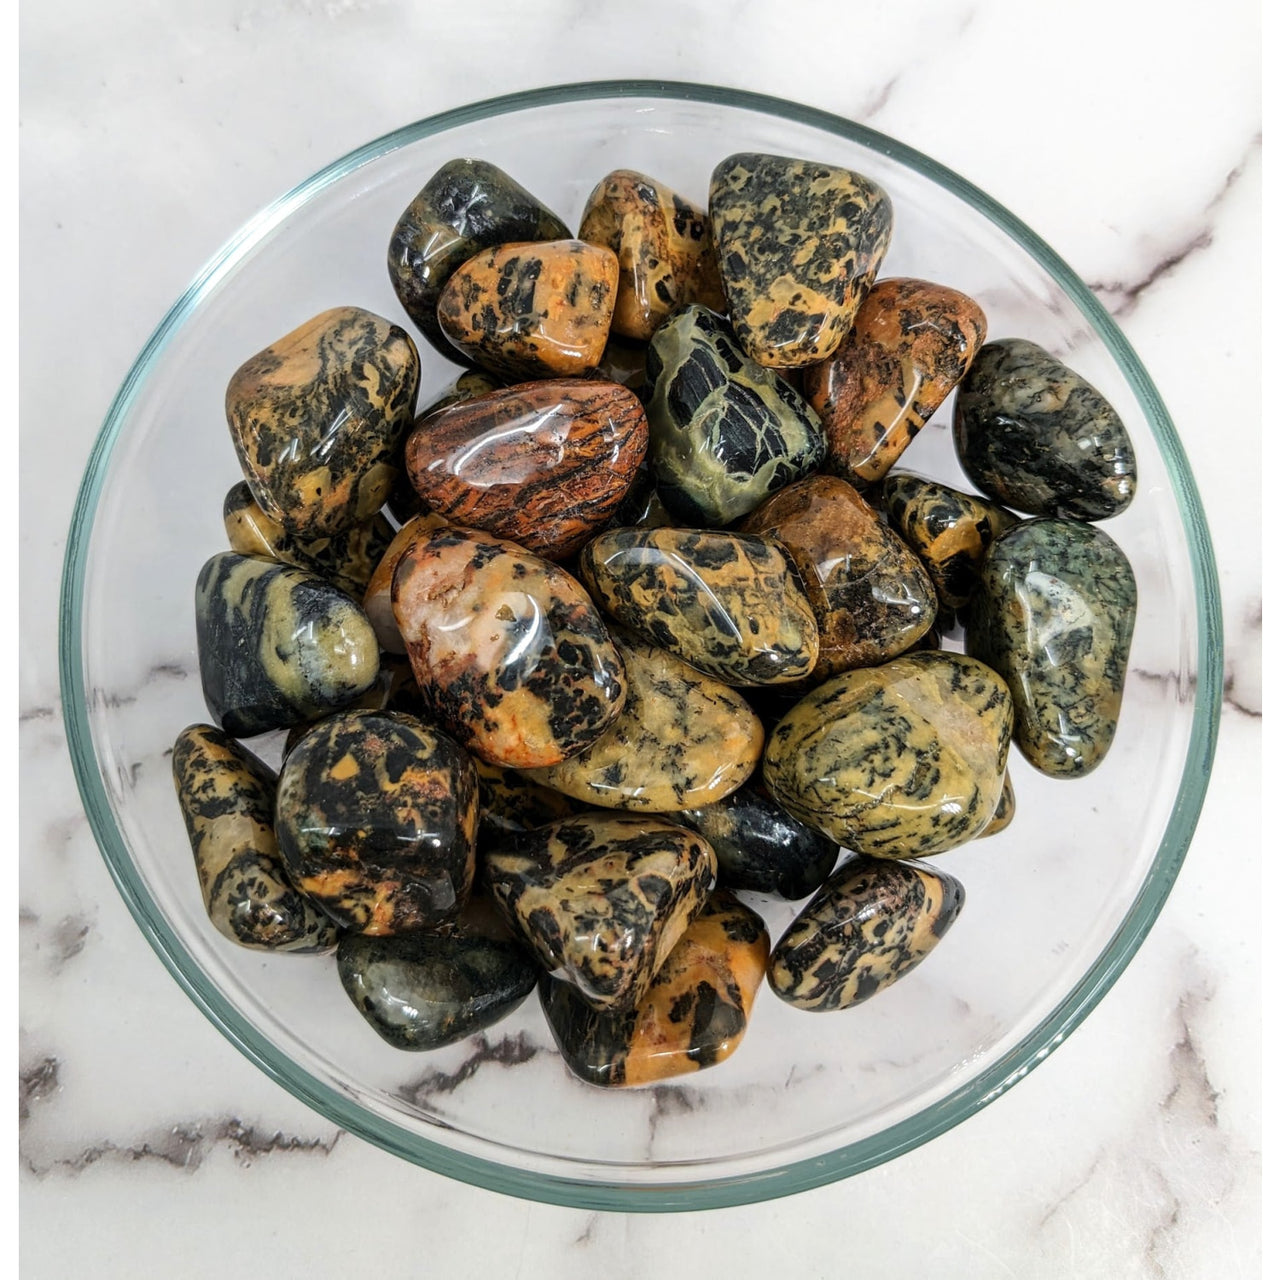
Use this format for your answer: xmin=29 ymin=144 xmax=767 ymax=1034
xmin=768 ymin=858 xmax=964 ymax=1011
xmin=392 ymin=525 xmax=626 ymax=768
xmin=527 ymin=632 xmax=764 ymax=812
xmin=540 ymin=889 xmax=769 ymax=1086
xmin=763 ymin=651 xmax=1013 ymax=857
xmin=171 ymin=725 xmax=339 ymax=952
xmin=436 ymin=240 xmax=619 ymax=381
xmin=579 ymin=527 xmax=819 ymax=687
xmin=578 ymin=169 xmax=725 ymax=341
xmin=226 ymin=307 xmax=420 ymax=539
xmin=275 ymin=710 xmax=479 ymax=936
xmin=484 ymin=814 xmax=716 ymax=1011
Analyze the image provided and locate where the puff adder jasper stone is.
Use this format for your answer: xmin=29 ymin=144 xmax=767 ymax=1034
xmin=540 ymin=889 xmax=769 ymax=1086
xmin=645 ymin=305 xmax=827 ymax=526
xmin=485 ymin=814 xmax=716 ymax=1011
xmin=768 ymin=858 xmax=964 ymax=1012
xmin=405 ymin=379 xmax=647 ymax=559
xmin=172 ymin=725 xmax=339 ymax=952
xmin=740 ymin=475 xmax=936 ymax=677
xmin=954 ymin=338 xmax=1137 ymax=520
xmin=436 ymin=240 xmax=618 ymax=381
xmin=526 ymin=631 xmax=764 ymax=812
xmin=275 ymin=710 xmax=479 ymax=935
xmin=391 ymin=526 xmax=626 ymax=768
xmin=807 ymin=278 xmax=987 ymax=485
xmin=763 ymin=651 xmax=1013 ymax=857
xmin=965 ymin=518 xmax=1137 ymax=777
xmin=388 ymin=158 xmax=570 ymax=360
xmin=226 ymin=307 xmax=420 ymax=539
xmin=578 ymin=169 xmax=725 ymax=341
xmin=580 ymin=527 xmax=819 ymax=686
xmin=709 ymin=153 xmax=893 ymax=368
xmin=195 ymin=552 xmax=381 ymax=737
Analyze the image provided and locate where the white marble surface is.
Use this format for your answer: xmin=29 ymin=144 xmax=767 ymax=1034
xmin=19 ymin=0 xmax=1260 ymax=1274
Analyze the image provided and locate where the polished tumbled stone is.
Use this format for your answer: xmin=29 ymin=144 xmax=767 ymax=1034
xmin=172 ymin=725 xmax=339 ymax=952
xmin=709 ymin=152 xmax=892 ymax=368
xmin=965 ymin=518 xmax=1137 ymax=777
xmin=362 ymin=513 xmax=451 ymax=654
xmin=954 ymin=338 xmax=1137 ymax=520
xmin=645 ymin=305 xmax=827 ymax=526
xmin=768 ymin=858 xmax=964 ymax=1011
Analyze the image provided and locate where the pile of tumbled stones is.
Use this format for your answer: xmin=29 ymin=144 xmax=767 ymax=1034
xmin=173 ymin=153 xmax=1138 ymax=1088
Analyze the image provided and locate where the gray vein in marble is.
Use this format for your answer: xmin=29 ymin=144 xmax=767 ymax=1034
xmin=19 ymin=1057 xmax=61 ymax=1123
xmin=1144 ymin=1167 xmax=1182 ymax=1280
xmin=19 ymin=705 xmax=55 ymax=723
xmin=89 ymin=656 xmax=195 ymax=711
xmin=572 ymin=1214 xmax=602 ymax=1247
xmin=396 ymin=1032 xmax=539 ymax=1107
xmin=1222 ymin=597 xmax=1262 ymax=717
xmin=19 ymin=906 xmax=39 ymax=925
xmin=645 ymin=1083 xmax=699 ymax=1151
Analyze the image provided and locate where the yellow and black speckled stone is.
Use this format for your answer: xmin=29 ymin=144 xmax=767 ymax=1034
xmin=881 ymin=472 xmax=1019 ymax=611
xmin=709 ymin=153 xmax=893 ymax=369
xmin=388 ymin=159 xmax=571 ymax=362
xmin=807 ymin=278 xmax=986 ymax=485
xmin=954 ymin=338 xmax=1137 ymax=520
xmin=763 ymin=651 xmax=1013 ymax=857
xmin=979 ymin=773 xmax=1016 ymax=838
xmin=391 ymin=525 xmax=626 ymax=768
xmin=526 ymin=631 xmax=764 ymax=812
xmin=645 ymin=305 xmax=827 ymax=526
xmin=965 ymin=518 xmax=1137 ymax=777
xmin=171 ymin=725 xmax=339 ymax=952
xmin=768 ymin=857 xmax=964 ymax=1011
xmin=540 ymin=889 xmax=769 ymax=1087
xmin=275 ymin=709 xmax=479 ymax=935
xmin=473 ymin=757 xmax=580 ymax=845
xmin=580 ymin=527 xmax=819 ymax=687
xmin=195 ymin=552 xmax=381 ymax=738
xmin=740 ymin=475 xmax=936 ymax=678
xmin=436 ymin=240 xmax=619 ymax=381
xmin=484 ymin=814 xmax=716 ymax=1011
xmin=362 ymin=512 xmax=452 ymax=654
xmin=578 ymin=169 xmax=726 ymax=341
xmin=226 ymin=307 xmax=421 ymax=539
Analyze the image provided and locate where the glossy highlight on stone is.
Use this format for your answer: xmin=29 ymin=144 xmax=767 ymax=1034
xmin=740 ymin=475 xmax=936 ymax=677
xmin=954 ymin=338 xmax=1137 ymax=520
xmin=484 ymin=813 xmax=716 ymax=1011
xmin=965 ymin=518 xmax=1137 ymax=777
xmin=526 ymin=631 xmax=764 ymax=812
xmin=391 ymin=525 xmax=626 ymax=768
xmin=436 ymin=240 xmax=618 ymax=380
xmin=763 ymin=651 xmax=1013 ymax=857
xmin=768 ymin=858 xmax=964 ymax=1011
xmin=645 ymin=305 xmax=827 ymax=526
xmin=540 ymin=889 xmax=768 ymax=1087
xmin=171 ymin=725 xmax=339 ymax=952
xmin=405 ymin=379 xmax=648 ymax=559
xmin=807 ymin=278 xmax=986 ymax=485
xmin=275 ymin=710 xmax=479 ymax=935
xmin=580 ymin=527 xmax=819 ymax=686
xmin=710 ymin=152 xmax=893 ymax=368
xmin=387 ymin=159 xmax=570 ymax=360
xmin=225 ymin=307 xmax=420 ymax=539
xmin=578 ymin=169 xmax=725 ymax=341
xmin=195 ymin=552 xmax=381 ymax=737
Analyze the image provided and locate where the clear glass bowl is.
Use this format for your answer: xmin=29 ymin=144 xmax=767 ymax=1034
xmin=59 ymin=81 xmax=1222 ymax=1210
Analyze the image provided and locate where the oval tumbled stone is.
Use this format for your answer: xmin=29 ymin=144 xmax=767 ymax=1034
xmin=276 ymin=709 xmax=478 ymax=935
xmin=392 ymin=526 xmax=626 ymax=768
xmin=405 ymin=379 xmax=648 ymax=559
xmin=645 ymin=305 xmax=827 ymax=526
xmin=195 ymin=552 xmax=380 ymax=737
xmin=768 ymin=858 xmax=964 ymax=1012
xmin=484 ymin=814 xmax=716 ymax=1011
xmin=954 ymin=338 xmax=1137 ymax=520
xmin=172 ymin=725 xmax=339 ymax=952
xmin=226 ymin=307 xmax=420 ymax=539
xmin=580 ymin=527 xmax=819 ymax=686
xmin=763 ymin=651 xmax=1013 ymax=857
xmin=965 ymin=518 xmax=1137 ymax=777
xmin=526 ymin=631 xmax=764 ymax=812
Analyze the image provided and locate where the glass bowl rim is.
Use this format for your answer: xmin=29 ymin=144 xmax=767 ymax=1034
xmin=57 ymin=78 xmax=1224 ymax=1212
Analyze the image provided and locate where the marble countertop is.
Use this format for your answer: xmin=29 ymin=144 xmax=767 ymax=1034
xmin=20 ymin=1 xmax=1260 ymax=1274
